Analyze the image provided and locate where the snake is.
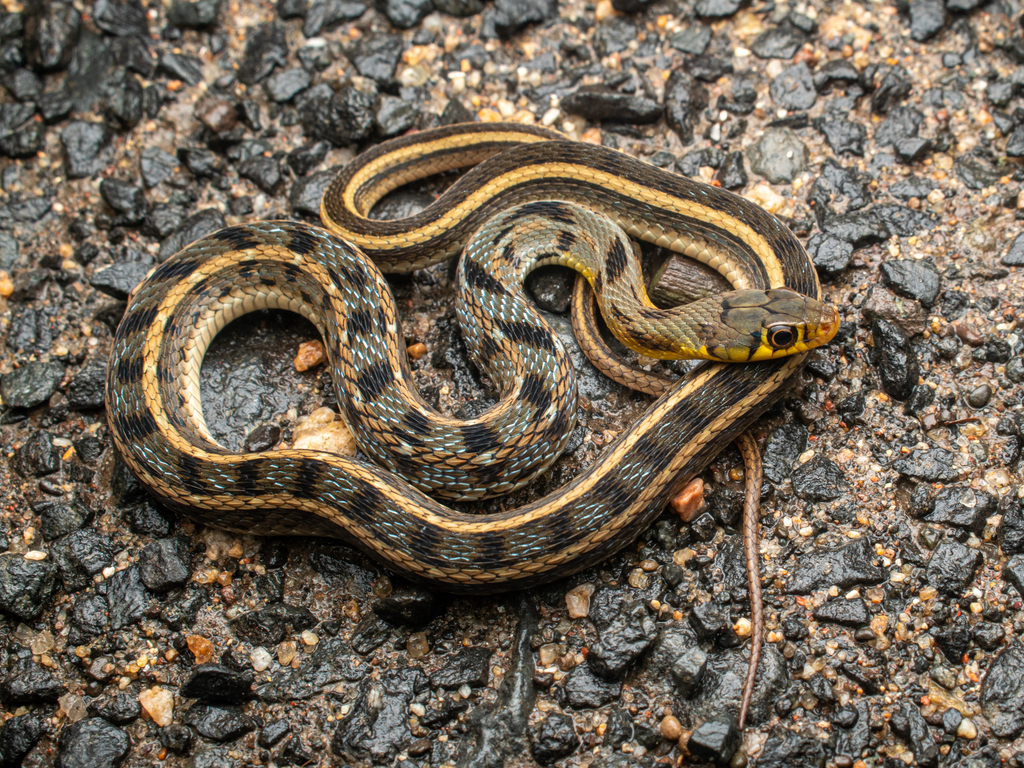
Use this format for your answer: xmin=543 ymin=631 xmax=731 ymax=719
xmin=106 ymin=123 xmax=838 ymax=721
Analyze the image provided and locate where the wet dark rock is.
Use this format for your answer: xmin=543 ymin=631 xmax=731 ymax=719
xmin=264 ymin=68 xmax=309 ymax=104
xmin=93 ymin=0 xmax=149 ymax=37
xmin=861 ymin=284 xmax=927 ymax=337
xmin=669 ymin=24 xmax=711 ymax=55
xmin=918 ymin=485 xmax=996 ymax=533
xmin=12 ymin=430 xmax=60 ymax=477
xmin=695 ymin=0 xmax=742 ymax=17
xmin=238 ymin=23 xmax=287 ymax=85
xmin=373 ymin=585 xmax=443 ymax=627
xmin=808 ymin=160 xmax=870 ymax=211
xmin=813 ymin=598 xmax=869 ymax=627
xmin=157 ymin=724 xmax=192 ymax=755
xmin=880 ymin=259 xmax=940 ymax=305
xmin=160 ymin=585 xmax=207 ymax=631
xmin=159 ymin=208 xmax=226 ymax=260
xmin=525 ymin=268 xmax=573 ymax=313
xmin=807 ymin=232 xmax=853 ymax=279
xmin=791 ymin=455 xmax=848 ymax=501
xmin=818 ymin=118 xmax=866 ymax=156
xmin=955 ymin=152 xmax=1003 ymax=191
xmin=587 ymin=588 xmax=655 ymax=679
xmin=331 ymin=667 xmax=427 ymax=762
xmin=714 ymin=151 xmax=747 ymax=190
xmin=99 ymin=178 xmax=145 ymax=223
xmin=178 ymin=146 xmax=221 ymax=177
xmin=664 ymin=70 xmax=708 ymax=146
xmin=181 ymin=664 xmax=255 ymax=703
xmin=1005 ymin=555 xmax=1024 ymax=598
xmin=492 ymin=0 xmax=557 ymax=40
xmin=770 ymin=62 xmax=815 ymax=111
xmin=373 ymin=0 xmax=432 ymax=29
xmin=230 ymin=602 xmax=317 ymax=645
xmin=429 ymin=646 xmax=491 ymax=689
xmin=1007 ymin=127 xmax=1024 ymax=157
xmin=138 ymin=536 xmax=191 ymax=592
xmin=140 ymin=146 xmax=179 ymax=187
xmin=813 ymin=59 xmax=859 ymax=92
xmin=434 ymin=0 xmax=484 ymax=15
xmin=158 ymin=52 xmax=202 ymax=85
xmin=926 ymin=539 xmax=981 ymax=596
xmin=286 ymin=141 xmax=329 ymax=177
xmin=689 ymin=600 xmax=738 ymax=647
xmin=870 ymin=319 xmax=919 ymax=401
xmin=873 ymin=204 xmax=937 ymax=237
xmin=302 ymin=86 xmax=376 ymax=145
xmin=299 ymin=0 xmax=368 ymax=36
xmin=560 ymin=663 xmax=621 ymax=709
xmin=562 ymin=85 xmax=661 ymax=124
xmin=593 ymin=16 xmax=635 ymax=56
xmin=168 ymin=0 xmax=221 ymax=28
xmin=0 ymin=360 xmax=63 ymax=408
xmin=61 ymin=120 xmax=112 ymax=179
xmin=106 ymin=564 xmax=150 ymax=630
xmin=891 ymin=175 xmax=936 ymax=201
xmin=875 ymin=105 xmax=922 ymax=146
xmin=975 ymin=622 xmax=1006 ymax=651
xmin=0 ymin=117 xmax=42 ymax=158
xmin=36 ymin=497 xmax=92 ymax=540
xmin=758 ymin=726 xmax=828 ymax=768
xmin=980 ymin=640 xmax=1024 ymax=738
xmin=893 ymin=448 xmax=958 ymax=482
xmin=750 ymin=25 xmax=806 ymax=59
xmin=0 ymin=552 xmax=57 ymax=620
xmin=186 ymin=704 xmax=256 ymax=742
xmin=289 ymin=168 xmax=334 ymax=215
xmin=890 ymin=702 xmax=938 ymax=766
xmin=67 ymin=359 xmax=106 ymax=410
xmin=55 ymin=718 xmax=130 ymax=768
xmin=1 ymin=657 xmax=66 ymax=705
xmin=3 ymin=68 xmax=41 ymax=101
xmin=748 ymin=127 xmax=807 ymax=183
xmin=353 ymin=35 xmax=402 ymax=87
xmin=238 ymin=155 xmax=282 ymax=193
xmin=999 ymin=501 xmax=1024 ymax=557
xmin=1002 ymin=234 xmax=1024 ymax=266
xmin=375 ymin=94 xmax=418 ymax=137
xmin=88 ymin=693 xmax=141 ymax=725
xmin=52 ymin=528 xmax=114 ymax=591
xmin=688 ymin=718 xmax=740 ymax=766
xmin=258 ymin=719 xmax=291 ymax=748
xmin=908 ymin=0 xmax=945 ymax=42
xmin=0 ymin=713 xmax=46 ymax=768
xmin=645 ymin=624 xmax=704 ymax=696
xmin=788 ymin=538 xmax=885 ymax=594
xmin=528 ymin=712 xmax=578 ymax=765
xmin=894 ymin=136 xmax=931 ymax=163
xmin=24 ymin=1 xmax=81 ymax=72
xmin=90 ymin=253 xmax=153 ymax=300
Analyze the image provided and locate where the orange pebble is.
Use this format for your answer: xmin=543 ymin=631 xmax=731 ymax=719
xmin=671 ymin=478 xmax=704 ymax=522
xmin=294 ymin=340 xmax=327 ymax=372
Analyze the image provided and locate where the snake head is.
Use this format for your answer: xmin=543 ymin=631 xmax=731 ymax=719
xmin=701 ymin=288 xmax=840 ymax=362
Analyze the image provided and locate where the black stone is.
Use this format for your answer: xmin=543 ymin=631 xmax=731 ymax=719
xmin=999 ymin=501 xmax=1024 ymax=557
xmin=301 ymin=86 xmax=376 ymax=146
xmin=99 ymin=178 xmax=145 ymax=223
xmin=870 ymin=319 xmax=919 ymax=401
xmin=921 ymin=485 xmax=996 ymax=533
xmin=587 ymin=588 xmax=655 ymax=679
xmin=791 ymin=455 xmax=848 ymax=502
xmin=750 ymin=26 xmax=806 ymax=60
xmin=880 ymin=259 xmax=940 ymax=305
xmin=926 ymin=539 xmax=981 ymax=596
xmin=88 ymin=693 xmax=141 ymax=725
xmin=0 ymin=360 xmax=64 ymax=408
xmin=664 ymin=70 xmax=708 ymax=146
xmin=429 ymin=647 xmax=492 ymax=689
xmin=714 ymin=151 xmax=747 ymax=190
xmin=788 ymin=538 xmax=885 ymax=594
xmin=373 ymin=0 xmax=432 ymax=29
xmin=559 ymin=663 xmax=621 ymax=709
xmin=528 ymin=712 xmax=578 ymax=765
xmin=893 ymin=448 xmax=958 ymax=482
xmin=90 ymin=255 xmax=154 ymax=300
xmin=138 ymin=536 xmax=191 ymax=592
xmin=807 ymin=232 xmax=853 ymax=279
xmin=238 ymin=155 xmax=281 ymax=193
xmin=491 ymin=0 xmax=557 ymax=41
xmin=230 ymin=603 xmax=317 ymax=645
xmin=181 ymin=663 xmax=255 ymax=703
xmin=158 ymin=52 xmax=203 ymax=85
xmin=873 ymin=204 xmax=938 ymax=237
xmin=264 ymin=68 xmax=309 ymax=102
xmin=908 ymin=0 xmax=946 ymax=43
xmin=238 ymin=23 xmax=287 ymax=86
xmin=669 ymin=24 xmax=712 ymax=55
xmin=818 ymin=118 xmax=866 ymax=156
xmin=60 ymin=120 xmax=112 ymax=179
xmin=167 ymin=0 xmax=221 ymax=28
xmin=140 ymin=146 xmax=179 ymax=187
xmin=688 ymin=718 xmax=740 ymax=766
xmin=55 ymin=718 xmax=130 ymax=768
xmin=0 ymin=713 xmax=46 ymax=768
xmin=24 ymin=0 xmax=81 ymax=72
xmin=1 ymin=657 xmax=66 ymax=705
xmin=813 ymin=598 xmax=869 ymax=627
xmin=302 ymin=0 xmax=368 ymax=36
xmin=561 ymin=85 xmax=662 ymax=124
xmin=185 ymin=704 xmax=256 ymax=742
xmin=980 ymin=640 xmax=1024 ymax=738
xmin=762 ymin=424 xmax=808 ymax=486
xmin=0 ymin=552 xmax=57 ymax=620
xmin=36 ymin=497 xmax=92 ymax=540
xmin=770 ymin=62 xmax=816 ymax=111
xmin=353 ymin=35 xmax=402 ymax=87
xmin=1002 ymin=234 xmax=1024 ymax=267
xmin=106 ymin=564 xmax=150 ymax=629
xmin=289 ymin=168 xmax=334 ymax=215
xmin=373 ymin=585 xmax=443 ymax=627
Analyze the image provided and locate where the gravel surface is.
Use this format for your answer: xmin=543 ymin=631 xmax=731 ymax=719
xmin=2 ymin=0 xmax=1024 ymax=766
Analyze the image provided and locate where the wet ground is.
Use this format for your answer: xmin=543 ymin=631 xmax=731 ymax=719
xmin=1 ymin=0 xmax=1024 ymax=766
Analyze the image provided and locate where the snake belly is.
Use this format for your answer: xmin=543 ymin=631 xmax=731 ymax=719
xmin=106 ymin=124 xmax=823 ymax=592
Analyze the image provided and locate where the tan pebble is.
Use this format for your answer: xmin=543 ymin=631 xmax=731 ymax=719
xmin=407 ymin=342 xmax=428 ymax=360
xmin=565 ymin=583 xmax=595 ymax=618
xmin=660 ymin=715 xmax=681 ymax=740
xmin=407 ymin=633 xmax=430 ymax=659
xmin=293 ymin=407 xmax=357 ymax=455
xmin=186 ymin=635 xmax=215 ymax=664
xmin=294 ymin=339 xmax=327 ymax=371
xmin=0 ymin=272 xmax=12 ymax=298
xmin=195 ymin=99 xmax=237 ymax=133
xmin=277 ymin=640 xmax=298 ymax=666
xmin=672 ymin=478 xmax=704 ymax=522
xmin=956 ymin=718 xmax=977 ymax=740
xmin=581 ymin=127 xmax=602 ymax=144
xmin=538 ymin=643 xmax=560 ymax=666
xmin=139 ymin=687 xmax=174 ymax=727
xmin=628 ymin=569 xmax=649 ymax=589
xmin=733 ymin=617 xmax=752 ymax=638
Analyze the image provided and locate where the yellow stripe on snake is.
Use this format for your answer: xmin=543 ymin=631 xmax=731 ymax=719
xmin=106 ymin=123 xmax=838 ymax=596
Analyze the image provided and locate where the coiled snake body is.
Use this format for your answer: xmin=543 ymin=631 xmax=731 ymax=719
xmin=107 ymin=123 xmax=836 ymax=592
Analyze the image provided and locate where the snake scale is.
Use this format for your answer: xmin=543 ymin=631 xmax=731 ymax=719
xmin=106 ymin=125 xmax=838 ymax=722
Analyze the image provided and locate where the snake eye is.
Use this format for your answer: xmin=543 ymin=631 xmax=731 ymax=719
xmin=767 ymin=325 xmax=797 ymax=350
